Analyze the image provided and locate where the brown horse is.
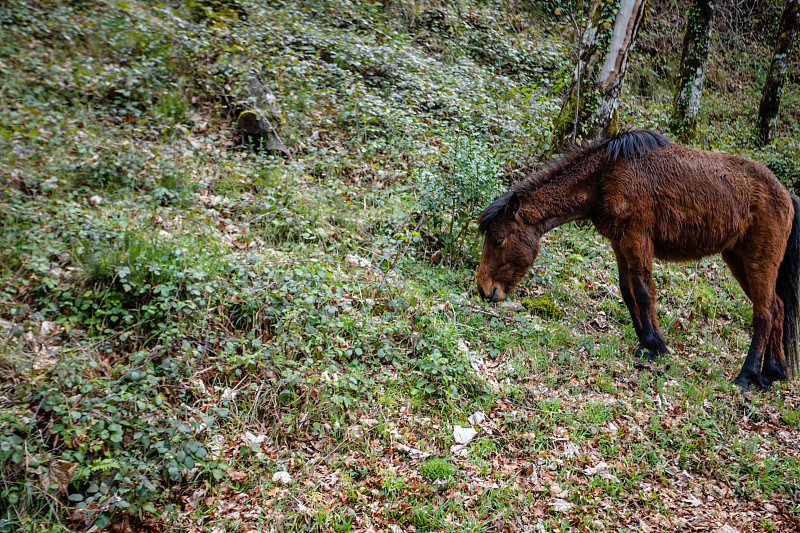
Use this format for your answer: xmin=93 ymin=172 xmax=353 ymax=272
xmin=477 ymin=130 xmax=800 ymax=390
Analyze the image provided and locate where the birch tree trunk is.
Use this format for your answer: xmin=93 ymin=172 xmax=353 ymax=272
xmin=669 ymin=0 xmax=716 ymax=144
xmin=550 ymin=0 xmax=647 ymax=152
xmin=757 ymin=0 xmax=800 ymax=146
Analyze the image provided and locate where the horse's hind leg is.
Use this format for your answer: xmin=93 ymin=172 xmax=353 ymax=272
xmin=734 ymin=273 xmax=781 ymax=390
xmin=722 ymin=250 xmax=751 ymax=299
xmin=734 ymin=295 xmax=778 ymax=390
xmin=761 ymin=297 xmax=788 ymax=386
xmin=724 ymin=250 xmax=784 ymax=390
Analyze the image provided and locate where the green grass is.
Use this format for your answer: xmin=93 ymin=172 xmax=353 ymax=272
xmin=2 ymin=0 xmax=800 ymax=531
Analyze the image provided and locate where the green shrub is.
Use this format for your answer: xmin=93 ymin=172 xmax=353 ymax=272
xmin=51 ymin=227 xmax=228 ymax=339
xmin=0 ymin=349 xmax=228 ymax=531
xmin=415 ymin=136 xmax=504 ymax=258
xmin=765 ymin=153 xmax=800 ymax=194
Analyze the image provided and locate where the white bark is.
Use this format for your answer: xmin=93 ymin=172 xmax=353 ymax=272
xmin=590 ymin=0 xmax=646 ymax=137
xmin=597 ymin=0 xmax=644 ymax=85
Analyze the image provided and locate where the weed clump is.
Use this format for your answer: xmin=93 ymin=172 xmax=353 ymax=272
xmin=521 ymin=296 xmax=563 ymax=318
xmin=419 ymin=457 xmax=457 ymax=481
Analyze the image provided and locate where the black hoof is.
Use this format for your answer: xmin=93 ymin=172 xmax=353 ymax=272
xmin=761 ymin=363 xmax=788 ymax=384
xmin=634 ymin=343 xmax=668 ymax=361
xmin=733 ymin=372 xmax=771 ymax=391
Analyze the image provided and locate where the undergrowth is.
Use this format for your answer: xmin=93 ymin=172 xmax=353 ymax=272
xmin=1 ymin=0 xmax=799 ymax=531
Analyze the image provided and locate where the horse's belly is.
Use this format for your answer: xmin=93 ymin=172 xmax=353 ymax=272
xmin=595 ymin=202 xmax=746 ymax=262
xmin=651 ymin=211 xmax=739 ymax=260
xmin=652 ymin=239 xmax=726 ymax=262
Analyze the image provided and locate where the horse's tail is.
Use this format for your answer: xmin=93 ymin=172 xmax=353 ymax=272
xmin=777 ymin=195 xmax=800 ymax=378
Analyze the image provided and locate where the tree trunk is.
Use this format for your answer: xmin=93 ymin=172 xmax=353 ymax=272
xmin=757 ymin=0 xmax=800 ymax=146
xmin=551 ymin=0 xmax=647 ymax=152
xmin=669 ymin=0 xmax=716 ymax=144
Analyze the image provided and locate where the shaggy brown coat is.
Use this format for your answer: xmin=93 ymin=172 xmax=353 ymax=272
xmin=477 ymin=130 xmax=800 ymax=390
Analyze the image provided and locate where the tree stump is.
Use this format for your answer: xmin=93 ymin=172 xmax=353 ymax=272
xmin=216 ymin=50 xmax=290 ymax=157
xmin=233 ymin=75 xmax=290 ymax=157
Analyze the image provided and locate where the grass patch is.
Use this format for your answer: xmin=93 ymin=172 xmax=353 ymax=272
xmin=2 ymin=0 xmax=799 ymax=531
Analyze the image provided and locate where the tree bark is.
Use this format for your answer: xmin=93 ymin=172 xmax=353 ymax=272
xmin=551 ymin=0 xmax=647 ymax=152
xmin=234 ymin=75 xmax=290 ymax=157
xmin=669 ymin=0 xmax=716 ymax=144
xmin=757 ymin=0 xmax=800 ymax=146
xmin=216 ymin=51 xmax=290 ymax=157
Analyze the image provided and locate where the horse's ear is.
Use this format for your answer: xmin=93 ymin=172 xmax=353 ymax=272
xmin=505 ymin=191 xmax=520 ymax=217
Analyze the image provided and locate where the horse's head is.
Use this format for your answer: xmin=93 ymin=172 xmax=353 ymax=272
xmin=476 ymin=191 xmax=539 ymax=302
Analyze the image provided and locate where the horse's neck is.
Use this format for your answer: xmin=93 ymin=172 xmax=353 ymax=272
xmin=526 ymin=164 xmax=599 ymax=237
xmin=537 ymin=211 xmax=586 ymax=235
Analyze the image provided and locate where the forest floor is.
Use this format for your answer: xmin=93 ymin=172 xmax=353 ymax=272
xmin=1 ymin=1 xmax=800 ymax=532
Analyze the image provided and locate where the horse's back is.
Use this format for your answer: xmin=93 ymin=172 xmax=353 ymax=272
xmin=595 ymin=144 xmax=793 ymax=262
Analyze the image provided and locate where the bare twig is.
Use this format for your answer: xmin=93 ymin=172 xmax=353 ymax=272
xmin=633 ymin=360 xmax=675 ymax=379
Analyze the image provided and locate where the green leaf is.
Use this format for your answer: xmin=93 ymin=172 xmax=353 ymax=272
xmin=93 ymin=513 xmax=111 ymax=530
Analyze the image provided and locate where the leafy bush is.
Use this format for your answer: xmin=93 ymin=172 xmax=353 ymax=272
xmin=415 ymin=136 xmax=504 ymax=258
xmin=1 ymin=349 xmax=228 ymax=531
xmin=409 ymin=323 xmax=489 ymax=401
xmin=765 ymin=152 xmax=800 ymax=194
xmin=47 ymin=227 xmax=228 ymax=340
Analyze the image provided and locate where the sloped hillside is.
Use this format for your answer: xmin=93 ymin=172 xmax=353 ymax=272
xmin=1 ymin=1 xmax=799 ymax=531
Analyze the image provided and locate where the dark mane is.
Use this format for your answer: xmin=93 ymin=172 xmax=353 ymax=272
xmin=478 ymin=142 xmax=591 ymax=234
xmin=478 ymin=130 xmax=673 ymax=234
xmin=478 ymin=191 xmax=514 ymax=234
xmin=536 ymin=130 xmax=671 ymax=184
xmin=600 ymin=129 xmax=672 ymax=162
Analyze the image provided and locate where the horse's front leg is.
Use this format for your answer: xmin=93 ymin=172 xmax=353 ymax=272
xmin=617 ymin=244 xmax=669 ymax=360
xmin=630 ymin=272 xmax=669 ymax=360
xmin=613 ymin=248 xmax=644 ymax=341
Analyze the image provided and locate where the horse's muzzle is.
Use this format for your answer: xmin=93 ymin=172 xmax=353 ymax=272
xmin=478 ymin=285 xmax=502 ymax=302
